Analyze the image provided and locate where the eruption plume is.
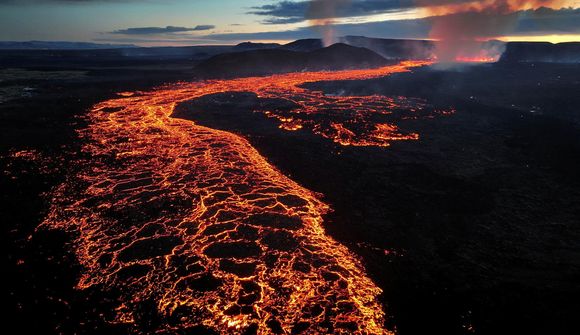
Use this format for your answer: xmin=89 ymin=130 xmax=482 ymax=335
xmin=307 ymin=0 xmax=351 ymax=46
xmin=418 ymin=0 xmax=576 ymax=62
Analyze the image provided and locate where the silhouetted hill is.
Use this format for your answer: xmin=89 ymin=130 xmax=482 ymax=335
xmin=194 ymin=43 xmax=390 ymax=78
xmin=340 ymin=36 xmax=434 ymax=60
xmin=233 ymin=42 xmax=281 ymax=51
xmin=307 ymin=43 xmax=389 ymax=68
xmin=500 ymin=42 xmax=580 ymax=63
xmin=280 ymin=39 xmax=324 ymax=52
xmin=279 ymin=37 xmax=435 ymax=59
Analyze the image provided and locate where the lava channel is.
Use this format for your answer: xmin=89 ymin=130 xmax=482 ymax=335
xmin=43 ymin=61 xmax=452 ymax=334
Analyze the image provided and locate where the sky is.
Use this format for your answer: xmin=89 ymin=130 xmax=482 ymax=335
xmin=1 ymin=0 xmax=580 ymax=46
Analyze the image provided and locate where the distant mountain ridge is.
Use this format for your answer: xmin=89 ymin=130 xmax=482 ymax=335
xmin=0 ymin=41 xmax=137 ymax=50
xmin=0 ymin=42 xmax=283 ymax=68
xmin=0 ymin=37 xmax=441 ymax=64
xmin=278 ymin=37 xmax=580 ymax=63
xmin=0 ymin=41 xmax=281 ymax=52
xmin=233 ymin=42 xmax=281 ymax=51
xmin=276 ymin=37 xmax=434 ymax=59
xmin=2 ymin=37 xmax=579 ymax=65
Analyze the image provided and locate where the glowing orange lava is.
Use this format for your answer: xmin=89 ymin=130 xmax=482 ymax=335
xmin=455 ymin=56 xmax=498 ymax=63
xmin=42 ymin=61 xmax=451 ymax=334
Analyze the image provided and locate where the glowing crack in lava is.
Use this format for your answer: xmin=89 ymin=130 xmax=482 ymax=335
xmin=43 ymin=61 xmax=452 ymax=334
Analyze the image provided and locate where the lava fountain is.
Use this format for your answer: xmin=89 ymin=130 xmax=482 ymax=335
xmin=42 ymin=61 xmax=452 ymax=334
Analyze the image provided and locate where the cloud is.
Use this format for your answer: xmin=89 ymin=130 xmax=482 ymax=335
xmin=249 ymin=0 xmax=579 ymax=25
xmin=262 ymin=17 xmax=306 ymax=25
xmin=0 ymin=0 xmax=142 ymax=3
xmin=515 ymin=7 xmax=580 ymax=34
xmin=111 ymin=25 xmax=215 ymax=35
xmin=202 ymin=19 xmax=429 ymax=42
xmin=206 ymin=7 xmax=580 ymax=41
xmin=93 ymin=37 xmax=215 ymax=44
xmin=249 ymin=0 xmax=417 ymax=24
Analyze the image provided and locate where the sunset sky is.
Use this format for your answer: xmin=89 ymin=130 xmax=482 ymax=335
xmin=1 ymin=0 xmax=579 ymax=46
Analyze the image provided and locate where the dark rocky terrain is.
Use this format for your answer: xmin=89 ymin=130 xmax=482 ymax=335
xmin=501 ymin=42 xmax=580 ymax=63
xmin=1 ymin=55 xmax=200 ymax=335
xmin=2 ymin=41 xmax=580 ymax=335
xmin=175 ymin=62 xmax=580 ymax=335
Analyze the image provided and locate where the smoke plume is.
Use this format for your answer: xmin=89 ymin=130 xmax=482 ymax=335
xmin=419 ymin=0 xmax=576 ymax=62
xmin=307 ymin=0 xmax=351 ymax=47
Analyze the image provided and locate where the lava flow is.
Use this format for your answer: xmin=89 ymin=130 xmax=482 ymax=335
xmin=455 ymin=56 xmax=498 ymax=63
xmin=43 ymin=61 xmax=451 ymax=334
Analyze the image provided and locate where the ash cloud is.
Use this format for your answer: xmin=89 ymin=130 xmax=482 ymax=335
xmin=306 ymin=0 xmax=352 ymax=46
xmin=418 ymin=0 xmax=578 ymax=62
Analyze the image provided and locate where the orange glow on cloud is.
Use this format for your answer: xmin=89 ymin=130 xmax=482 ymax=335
xmin=415 ymin=0 xmax=579 ymax=62
xmin=499 ymin=34 xmax=580 ymax=43
xmin=420 ymin=0 xmax=576 ymax=16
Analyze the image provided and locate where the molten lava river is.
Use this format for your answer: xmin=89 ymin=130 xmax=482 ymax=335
xmin=43 ymin=61 xmax=452 ymax=334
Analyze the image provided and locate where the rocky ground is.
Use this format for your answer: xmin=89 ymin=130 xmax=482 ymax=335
xmin=2 ymin=57 xmax=580 ymax=334
xmin=175 ymin=62 xmax=580 ymax=335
